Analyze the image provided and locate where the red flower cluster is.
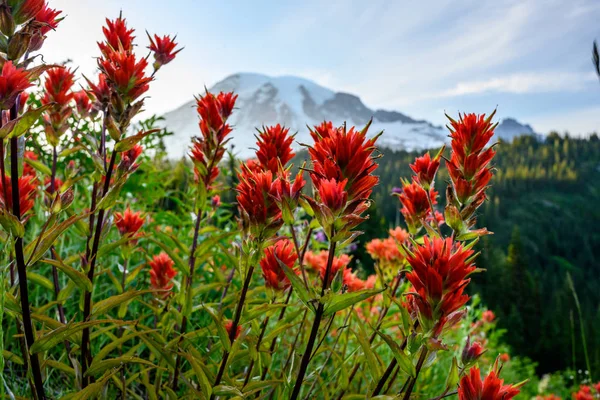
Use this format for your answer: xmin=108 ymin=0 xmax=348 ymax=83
xmin=99 ymin=51 xmax=151 ymax=103
xmin=343 ymin=268 xmax=374 ymax=292
xmin=148 ymin=33 xmax=182 ymax=70
xmin=28 ymin=3 xmax=62 ymax=51
xmin=225 ymin=320 xmax=242 ymax=340
xmin=397 ymin=180 xmax=437 ymax=234
xmin=119 ymin=144 xmax=143 ymax=172
xmin=405 ymin=236 xmax=476 ymax=334
xmin=149 ymin=252 xmax=177 ymax=295
xmin=41 ymin=66 xmax=75 ymax=146
xmin=255 ymin=124 xmax=295 ymax=174
xmin=446 ymin=112 xmax=496 ymax=205
xmin=190 ymin=91 xmax=237 ymax=188
xmin=236 ymin=166 xmax=282 ymax=241
xmin=389 ymin=227 xmax=409 ymax=243
xmin=13 ymin=0 xmax=44 ymax=23
xmin=304 ymin=121 xmax=379 ymax=238
xmin=43 ymin=176 xmax=62 ymax=194
xmin=98 ymin=17 xmax=135 ymax=57
xmin=572 ymin=386 xmax=594 ymax=400
xmin=260 ymin=239 xmax=298 ymax=291
xmin=0 ymin=61 xmax=32 ymax=110
xmin=114 ymin=207 xmax=145 ymax=236
xmin=73 ymin=90 xmax=93 ymax=119
xmin=458 ymin=362 xmax=522 ymax=400
xmin=86 ymin=73 xmax=111 ymax=107
xmin=0 ymin=174 xmax=37 ymax=215
xmin=410 ymin=150 xmax=442 ymax=190
xmin=366 ymin=237 xmax=401 ymax=263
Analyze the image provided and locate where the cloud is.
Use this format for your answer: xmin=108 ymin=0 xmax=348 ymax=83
xmin=433 ymin=71 xmax=597 ymax=97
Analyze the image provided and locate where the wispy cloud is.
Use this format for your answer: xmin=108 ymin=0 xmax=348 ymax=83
xmin=432 ymin=71 xmax=597 ymax=97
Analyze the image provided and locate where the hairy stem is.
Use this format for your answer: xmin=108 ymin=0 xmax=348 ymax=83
xmin=289 ymin=236 xmax=337 ymax=400
xmin=11 ymin=135 xmax=46 ymax=400
xmin=80 ymin=149 xmax=118 ymax=386
xmin=172 ymin=208 xmax=204 ymax=390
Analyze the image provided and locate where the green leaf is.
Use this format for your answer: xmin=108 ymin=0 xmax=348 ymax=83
xmin=31 ymin=320 xmax=129 ymax=354
xmin=203 ymin=305 xmax=231 ymax=352
xmin=28 ymin=272 xmax=53 ymax=290
xmin=0 ymin=209 xmax=24 ymax=237
xmin=3 ymin=350 xmax=23 ymax=365
xmin=352 ymin=327 xmax=382 ymax=379
xmin=45 ymin=359 xmax=75 ymax=376
xmin=96 ymin=175 xmax=127 ymax=210
xmin=23 ymin=157 xmax=52 ymax=176
xmin=276 ymin=256 xmax=315 ymax=313
xmin=181 ymin=352 xmax=212 ymax=397
xmin=243 ymin=380 xmax=283 ymax=396
xmin=85 ymin=356 xmax=158 ymax=377
xmin=114 ymin=129 xmax=160 ymax=152
xmin=92 ymin=290 xmax=158 ymax=316
xmin=0 ymin=104 xmax=53 ymax=139
xmin=40 ymin=257 xmax=92 ymax=292
xmin=59 ymin=370 xmax=117 ymax=400
xmin=376 ymin=331 xmax=416 ymax=378
xmin=445 ymin=357 xmax=460 ymax=390
xmin=323 ymin=286 xmax=385 ymax=317
xmin=25 ymin=212 xmax=89 ymax=267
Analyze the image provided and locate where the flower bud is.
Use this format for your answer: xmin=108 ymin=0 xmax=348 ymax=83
xmin=0 ymin=5 xmax=15 ymax=36
xmin=8 ymin=31 xmax=31 ymax=60
xmin=461 ymin=337 xmax=485 ymax=366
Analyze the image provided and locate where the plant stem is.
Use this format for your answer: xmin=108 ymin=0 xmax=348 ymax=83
xmin=371 ymin=323 xmax=414 ymax=397
xmin=171 ymin=208 xmax=204 ymax=390
xmin=402 ymin=346 xmax=429 ymax=400
xmin=10 ymin=135 xmax=46 ymax=400
xmin=337 ymin=273 xmax=403 ymax=399
xmin=80 ymin=149 xmax=118 ymax=386
xmin=49 ymin=146 xmax=69 ymax=351
xmin=211 ymin=264 xmax=255 ymax=399
xmin=243 ymin=315 xmax=270 ymax=387
xmin=289 ymin=236 xmax=337 ymax=400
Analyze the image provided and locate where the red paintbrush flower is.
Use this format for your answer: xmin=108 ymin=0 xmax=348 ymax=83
xmin=256 ymin=124 xmax=295 ymax=174
xmin=224 ymin=320 xmax=242 ymax=340
xmin=0 ymin=174 xmax=37 ymax=215
xmin=366 ymin=237 xmax=401 ymax=263
xmin=389 ymin=226 xmax=409 ymax=243
xmin=22 ymin=151 xmax=37 ymax=177
xmin=99 ymin=51 xmax=151 ymax=103
xmin=98 ymin=16 xmax=135 ymax=57
xmin=308 ymin=121 xmax=379 ymax=203
xmin=73 ymin=90 xmax=93 ymax=118
xmin=114 ymin=207 xmax=145 ymax=236
xmin=42 ymin=66 xmax=75 ymax=107
xmin=43 ymin=176 xmax=63 ymax=194
xmin=260 ymin=239 xmax=298 ymax=291
xmin=461 ymin=337 xmax=486 ymax=366
xmin=149 ymin=252 xmax=177 ymax=294
xmin=147 ymin=33 xmax=182 ymax=70
xmin=33 ymin=3 xmax=62 ymax=35
xmin=572 ymin=386 xmax=594 ymax=400
xmin=405 ymin=236 xmax=476 ymax=334
xmin=343 ymin=268 xmax=369 ymax=292
xmin=272 ymin=170 xmax=305 ymax=224
xmin=190 ymin=91 xmax=237 ymax=188
xmin=13 ymin=0 xmax=45 ymax=24
xmin=236 ymin=165 xmax=282 ymax=240
xmin=458 ymin=362 xmax=522 ymax=400
xmin=446 ymin=112 xmax=496 ymax=205
xmin=410 ymin=149 xmax=443 ymax=190
xmin=119 ymin=144 xmax=143 ymax=171
xmin=319 ymin=253 xmax=351 ymax=286
xmin=0 ymin=61 xmax=32 ymax=110
xmin=397 ymin=181 xmax=437 ymax=234
xmin=85 ymin=73 xmax=111 ymax=106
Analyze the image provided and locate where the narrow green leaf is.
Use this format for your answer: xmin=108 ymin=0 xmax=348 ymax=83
xmin=31 ymin=320 xmax=129 ymax=354
xmin=181 ymin=352 xmax=212 ymax=397
xmin=23 ymin=157 xmax=52 ymax=176
xmin=276 ymin=256 xmax=315 ymax=313
xmin=92 ymin=290 xmax=158 ymax=316
xmin=59 ymin=370 xmax=117 ymax=400
xmin=1 ymin=104 xmax=53 ymax=139
xmin=114 ymin=129 xmax=160 ymax=152
xmin=85 ymin=356 xmax=158 ymax=377
xmin=28 ymin=272 xmax=54 ymax=290
xmin=352 ymin=328 xmax=382 ymax=379
xmin=40 ymin=257 xmax=92 ymax=292
xmin=203 ymin=305 xmax=231 ymax=352
xmin=446 ymin=357 xmax=459 ymax=390
xmin=44 ymin=359 xmax=75 ymax=376
xmin=323 ymin=286 xmax=385 ymax=317
xmin=376 ymin=331 xmax=416 ymax=377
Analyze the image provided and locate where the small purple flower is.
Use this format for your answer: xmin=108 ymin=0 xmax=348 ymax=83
xmin=348 ymin=242 xmax=358 ymax=252
xmin=315 ymin=230 xmax=327 ymax=242
xmin=391 ymin=186 xmax=403 ymax=195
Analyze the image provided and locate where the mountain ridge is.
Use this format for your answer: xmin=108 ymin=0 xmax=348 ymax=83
xmin=161 ymin=72 xmax=537 ymax=158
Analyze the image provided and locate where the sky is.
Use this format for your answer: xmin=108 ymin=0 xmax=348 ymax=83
xmin=45 ymin=0 xmax=600 ymax=135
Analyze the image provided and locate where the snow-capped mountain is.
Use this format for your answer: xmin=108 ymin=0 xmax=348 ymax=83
xmin=161 ymin=73 xmax=537 ymax=159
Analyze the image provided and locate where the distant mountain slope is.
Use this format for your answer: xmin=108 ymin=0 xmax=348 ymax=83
xmin=161 ymin=73 xmax=537 ymax=158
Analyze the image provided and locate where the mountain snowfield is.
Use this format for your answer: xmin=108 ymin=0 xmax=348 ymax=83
xmin=161 ymin=73 xmax=536 ymax=159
